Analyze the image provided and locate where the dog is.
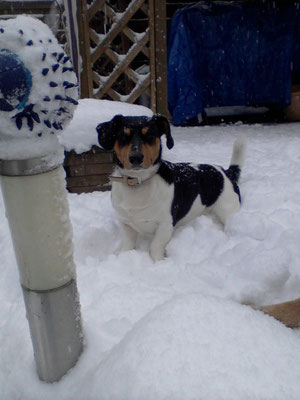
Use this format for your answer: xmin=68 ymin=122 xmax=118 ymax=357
xmin=97 ymin=117 xmax=300 ymax=330
xmin=97 ymin=114 xmax=246 ymax=262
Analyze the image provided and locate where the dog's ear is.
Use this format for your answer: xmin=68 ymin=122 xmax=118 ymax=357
xmin=151 ymin=114 xmax=174 ymax=149
xmin=96 ymin=114 xmax=123 ymax=150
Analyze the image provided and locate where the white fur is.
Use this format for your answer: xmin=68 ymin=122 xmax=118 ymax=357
xmin=112 ymin=138 xmax=246 ymax=262
xmin=230 ymin=135 xmax=247 ymax=167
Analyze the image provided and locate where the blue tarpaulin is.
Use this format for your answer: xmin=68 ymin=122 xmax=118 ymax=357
xmin=168 ymin=1 xmax=300 ymax=125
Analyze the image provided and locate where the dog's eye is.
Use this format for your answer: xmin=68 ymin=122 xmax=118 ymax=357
xmin=143 ymin=134 xmax=156 ymax=145
xmin=117 ymin=131 xmax=131 ymax=147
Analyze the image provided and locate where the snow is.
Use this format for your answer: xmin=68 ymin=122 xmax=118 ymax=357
xmin=1 ymin=99 xmax=300 ymax=399
xmin=0 ymin=16 xmax=77 ymax=160
xmin=60 ymin=98 xmax=153 ymax=154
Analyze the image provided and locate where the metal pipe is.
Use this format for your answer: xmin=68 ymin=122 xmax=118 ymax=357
xmin=22 ymin=280 xmax=82 ymax=383
xmin=0 ymin=156 xmax=83 ymax=383
xmin=0 ymin=14 xmax=83 ymax=382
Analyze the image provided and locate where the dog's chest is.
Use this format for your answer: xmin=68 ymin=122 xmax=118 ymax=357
xmin=111 ymin=176 xmax=173 ymax=234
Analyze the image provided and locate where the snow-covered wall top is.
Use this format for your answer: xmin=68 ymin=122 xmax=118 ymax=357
xmin=60 ymin=99 xmax=153 ymax=154
xmin=0 ymin=15 xmax=78 ymax=160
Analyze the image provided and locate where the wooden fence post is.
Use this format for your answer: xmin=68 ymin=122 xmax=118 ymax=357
xmin=77 ymin=0 xmax=93 ymax=98
xmin=151 ymin=0 xmax=168 ymax=117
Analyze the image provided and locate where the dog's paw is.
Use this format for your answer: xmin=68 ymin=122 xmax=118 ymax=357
xmin=115 ymin=244 xmax=135 ymax=255
xmin=118 ymin=237 xmax=136 ymax=253
xmin=150 ymin=248 xmax=166 ymax=262
xmin=114 ymin=248 xmax=121 ymax=256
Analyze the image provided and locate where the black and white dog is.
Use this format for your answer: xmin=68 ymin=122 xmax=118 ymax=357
xmin=97 ymin=114 xmax=246 ymax=262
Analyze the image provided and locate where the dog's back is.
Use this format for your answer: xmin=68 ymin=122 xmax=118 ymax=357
xmin=157 ymin=137 xmax=246 ymax=227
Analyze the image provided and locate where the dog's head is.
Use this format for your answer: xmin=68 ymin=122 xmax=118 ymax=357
xmin=96 ymin=114 xmax=174 ymax=170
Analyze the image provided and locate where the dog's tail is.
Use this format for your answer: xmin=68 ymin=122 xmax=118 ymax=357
xmin=226 ymin=136 xmax=246 ymax=184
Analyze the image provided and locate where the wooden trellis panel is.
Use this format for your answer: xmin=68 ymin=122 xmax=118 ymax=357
xmin=77 ymin=0 xmax=167 ymax=116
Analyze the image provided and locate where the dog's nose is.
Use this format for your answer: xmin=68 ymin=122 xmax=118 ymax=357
xmin=129 ymin=153 xmax=144 ymax=166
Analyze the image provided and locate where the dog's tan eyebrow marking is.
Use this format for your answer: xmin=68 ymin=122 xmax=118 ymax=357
xmin=124 ymin=128 xmax=131 ymax=136
xmin=141 ymin=127 xmax=148 ymax=135
xmin=141 ymin=138 xmax=160 ymax=168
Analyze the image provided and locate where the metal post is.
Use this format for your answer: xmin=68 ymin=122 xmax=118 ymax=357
xmin=0 ymin=15 xmax=83 ymax=383
xmin=0 ymin=156 xmax=83 ymax=383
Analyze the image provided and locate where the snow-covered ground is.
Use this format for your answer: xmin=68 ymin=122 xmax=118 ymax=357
xmin=1 ymin=100 xmax=300 ymax=399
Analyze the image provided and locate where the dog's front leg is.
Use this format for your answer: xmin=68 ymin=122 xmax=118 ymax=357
xmin=150 ymin=222 xmax=174 ymax=262
xmin=119 ymin=223 xmax=137 ymax=252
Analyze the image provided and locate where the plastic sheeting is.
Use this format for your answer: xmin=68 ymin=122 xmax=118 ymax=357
xmin=168 ymin=2 xmax=300 ymax=125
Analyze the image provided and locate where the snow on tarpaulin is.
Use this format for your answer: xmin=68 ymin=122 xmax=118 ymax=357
xmin=168 ymin=2 xmax=300 ymax=125
xmin=1 ymin=98 xmax=300 ymax=399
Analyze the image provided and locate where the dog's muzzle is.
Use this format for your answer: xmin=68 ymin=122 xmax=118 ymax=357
xmin=129 ymin=143 xmax=144 ymax=168
xmin=129 ymin=153 xmax=144 ymax=167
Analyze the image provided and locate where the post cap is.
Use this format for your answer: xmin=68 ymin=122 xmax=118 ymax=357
xmin=0 ymin=16 xmax=78 ymax=160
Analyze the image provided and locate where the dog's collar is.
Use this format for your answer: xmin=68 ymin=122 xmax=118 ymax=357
xmin=109 ymin=166 xmax=159 ymax=187
xmin=109 ymin=175 xmax=142 ymax=186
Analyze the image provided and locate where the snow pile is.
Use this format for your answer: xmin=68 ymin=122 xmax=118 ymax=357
xmin=95 ymin=294 xmax=300 ymax=400
xmin=0 ymin=15 xmax=78 ymax=160
xmin=60 ymin=98 xmax=153 ymax=154
xmin=1 ymin=99 xmax=300 ymax=399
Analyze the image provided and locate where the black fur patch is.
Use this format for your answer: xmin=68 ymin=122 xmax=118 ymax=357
xmin=158 ymin=161 xmax=224 ymax=226
xmin=225 ymin=165 xmax=240 ymax=184
xmin=224 ymin=165 xmax=241 ymax=202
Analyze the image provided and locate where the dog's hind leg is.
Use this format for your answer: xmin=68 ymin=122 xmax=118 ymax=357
xmin=210 ymin=179 xmax=241 ymax=225
xmin=119 ymin=223 xmax=137 ymax=252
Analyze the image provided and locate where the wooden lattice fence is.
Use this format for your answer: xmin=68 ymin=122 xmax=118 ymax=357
xmin=76 ymin=0 xmax=168 ymax=116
